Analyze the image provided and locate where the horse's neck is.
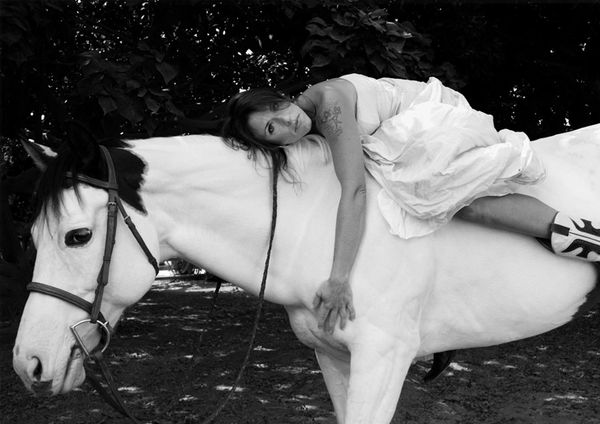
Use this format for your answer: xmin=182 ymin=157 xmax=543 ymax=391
xmin=130 ymin=135 xmax=338 ymax=304
xmin=131 ymin=136 xmax=272 ymax=276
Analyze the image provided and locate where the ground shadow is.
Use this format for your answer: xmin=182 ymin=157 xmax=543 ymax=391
xmin=2 ymin=279 xmax=600 ymax=423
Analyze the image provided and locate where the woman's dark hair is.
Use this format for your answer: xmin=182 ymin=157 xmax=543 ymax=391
xmin=221 ymin=87 xmax=292 ymax=173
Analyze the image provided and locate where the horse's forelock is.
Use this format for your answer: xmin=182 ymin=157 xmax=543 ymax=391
xmin=34 ymin=146 xmax=85 ymax=221
xmin=34 ymin=140 xmax=147 ymax=222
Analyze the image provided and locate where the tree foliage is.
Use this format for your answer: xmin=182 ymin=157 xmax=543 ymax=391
xmin=0 ymin=0 xmax=459 ymax=142
xmin=3 ymin=0 xmax=597 ymax=143
xmin=398 ymin=1 xmax=600 ymax=139
xmin=300 ymin=1 xmax=458 ymax=85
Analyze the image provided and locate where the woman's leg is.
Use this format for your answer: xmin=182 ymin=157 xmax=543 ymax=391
xmin=456 ymin=193 xmax=556 ymax=238
xmin=457 ymin=194 xmax=600 ymax=262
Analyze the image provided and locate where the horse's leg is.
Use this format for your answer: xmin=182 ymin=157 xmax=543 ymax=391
xmin=315 ymin=350 xmax=350 ymax=424
xmin=344 ymin=327 xmax=420 ymax=424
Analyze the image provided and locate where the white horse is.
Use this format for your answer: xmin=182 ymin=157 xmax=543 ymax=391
xmin=12 ymin=123 xmax=600 ymax=424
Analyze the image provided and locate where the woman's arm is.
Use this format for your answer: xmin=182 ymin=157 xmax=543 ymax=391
xmin=307 ymin=79 xmax=366 ymax=333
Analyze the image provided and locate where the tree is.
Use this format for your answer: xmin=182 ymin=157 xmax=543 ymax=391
xmin=395 ymin=1 xmax=600 ymax=139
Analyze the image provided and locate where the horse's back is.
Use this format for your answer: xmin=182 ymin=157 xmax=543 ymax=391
xmin=521 ymin=124 xmax=600 ymax=214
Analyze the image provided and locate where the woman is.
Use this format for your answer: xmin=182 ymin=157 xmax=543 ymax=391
xmin=221 ymin=73 xmax=600 ymax=333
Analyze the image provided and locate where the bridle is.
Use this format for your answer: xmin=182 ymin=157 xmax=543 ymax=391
xmin=28 ymin=145 xmax=158 ymax=353
xmin=25 ymin=145 xmax=279 ymax=424
xmin=26 ymin=145 xmax=158 ymax=422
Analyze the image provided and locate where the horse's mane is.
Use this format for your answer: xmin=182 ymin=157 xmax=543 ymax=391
xmin=35 ymin=139 xmax=146 ymax=220
xmin=218 ymin=133 xmax=331 ymax=184
xmin=34 ymin=133 xmax=330 ymax=222
xmin=284 ymin=134 xmax=331 ymax=176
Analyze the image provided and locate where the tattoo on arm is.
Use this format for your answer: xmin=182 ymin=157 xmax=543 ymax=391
xmin=318 ymin=102 xmax=343 ymax=137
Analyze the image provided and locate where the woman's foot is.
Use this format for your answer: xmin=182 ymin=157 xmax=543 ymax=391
xmin=550 ymin=212 xmax=600 ymax=262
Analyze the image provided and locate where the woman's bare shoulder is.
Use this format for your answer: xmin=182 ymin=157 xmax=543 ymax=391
xmin=303 ymin=78 xmax=356 ymax=104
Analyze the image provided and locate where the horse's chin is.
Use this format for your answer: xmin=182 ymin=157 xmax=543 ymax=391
xmin=58 ymin=345 xmax=86 ymax=394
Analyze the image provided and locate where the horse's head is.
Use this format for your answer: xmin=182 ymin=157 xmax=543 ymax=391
xmin=13 ymin=126 xmax=159 ymax=395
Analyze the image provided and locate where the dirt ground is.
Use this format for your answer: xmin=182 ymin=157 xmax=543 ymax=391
xmin=2 ymin=278 xmax=600 ymax=424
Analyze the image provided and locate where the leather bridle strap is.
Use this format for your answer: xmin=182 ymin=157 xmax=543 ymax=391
xmin=84 ymin=353 xmax=142 ymax=424
xmin=26 ymin=282 xmax=109 ymax=326
xmin=96 ymin=146 xmax=159 ymax=276
xmin=114 ymin=197 xmax=159 ymax=275
xmin=199 ymin=152 xmax=280 ymax=424
xmin=28 ymin=145 xmax=159 ymax=324
xmin=63 ymin=147 xmax=159 ymax=274
xmin=91 ymin=147 xmax=119 ymax=323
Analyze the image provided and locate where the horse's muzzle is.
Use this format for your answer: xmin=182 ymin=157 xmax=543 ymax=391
xmin=30 ymin=379 xmax=53 ymax=397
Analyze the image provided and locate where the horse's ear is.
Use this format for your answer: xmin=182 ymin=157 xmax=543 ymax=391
xmin=65 ymin=121 xmax=100 ymax=166
xmin=20 ymin=140 xmax=57 ymax=172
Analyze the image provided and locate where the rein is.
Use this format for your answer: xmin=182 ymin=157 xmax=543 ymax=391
xmin=27 ymin=145 xmax=279 ymax=423
xmin=200 ymin=155 xmax=279 ymax=423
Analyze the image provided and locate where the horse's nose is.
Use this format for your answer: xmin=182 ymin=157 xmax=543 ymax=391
xmin=13 ymin=346 xmax=50 ymax=390
xmin=30 ymin=355 xmax=43 ymax=381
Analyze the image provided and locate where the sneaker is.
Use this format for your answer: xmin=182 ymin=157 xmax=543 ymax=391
xmin=550 ymin=212 xmax=600 ymax=262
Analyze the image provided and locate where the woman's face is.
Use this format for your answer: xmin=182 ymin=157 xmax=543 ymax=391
xmin=247 ymin=102 xmax=312 ymax=146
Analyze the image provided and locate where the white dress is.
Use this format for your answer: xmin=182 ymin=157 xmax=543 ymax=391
xmin=340 ymin=73 xmax=546 ymax=239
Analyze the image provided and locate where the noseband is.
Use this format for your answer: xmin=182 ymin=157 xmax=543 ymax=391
xmin=27 ymin=145 xmax=159 ymax=357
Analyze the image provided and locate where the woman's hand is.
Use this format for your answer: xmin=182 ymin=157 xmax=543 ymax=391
xmin=312 ymin=278 xmax=356 ymax=334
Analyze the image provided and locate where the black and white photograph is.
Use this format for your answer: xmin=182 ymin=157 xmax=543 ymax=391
xmin=2 ymin=1 xmax=600 ymax=423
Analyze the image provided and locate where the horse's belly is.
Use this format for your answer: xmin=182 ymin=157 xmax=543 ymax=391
xmin=417 ymin=219 xmax=598 ymax=355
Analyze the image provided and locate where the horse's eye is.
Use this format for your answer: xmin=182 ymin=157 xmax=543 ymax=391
xmin=65 ymin=228 xmax=92 ymax=247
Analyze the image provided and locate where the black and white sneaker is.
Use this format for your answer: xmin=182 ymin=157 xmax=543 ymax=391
xmin=550 ymin=212 xmax=600 ymax=262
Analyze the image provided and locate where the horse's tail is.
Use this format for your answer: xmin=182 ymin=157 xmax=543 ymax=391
xmin=423 ymin=350 xmax=456 ymax=382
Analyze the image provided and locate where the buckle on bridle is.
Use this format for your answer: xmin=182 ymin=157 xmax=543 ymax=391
xmin=70 ymin=318 xmax=111 ymax=358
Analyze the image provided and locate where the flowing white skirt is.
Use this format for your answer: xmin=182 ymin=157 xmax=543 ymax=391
xmin=345 ymin=75 xmax=546 ymax=239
